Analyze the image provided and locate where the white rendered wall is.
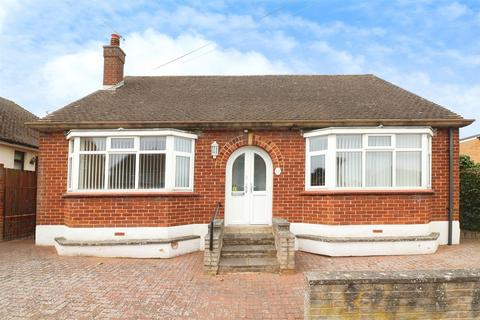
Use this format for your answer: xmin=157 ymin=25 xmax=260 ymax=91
xmin=38 ymin=224 xmax=209 ymax=259
xmin=290 ymin=221 xmax=459 ymax=245
xmin=0 ymin=144 xmax=36 ymax=171
xmin=298 ymin=238 xmax=439 ymax=256
xmin=36 ymin=224 xmax=208 ymax=246
xmin=54 ymin=238 xmax=201 ymax=259
xmin=291 ymin=221 xmax=459 ymax=256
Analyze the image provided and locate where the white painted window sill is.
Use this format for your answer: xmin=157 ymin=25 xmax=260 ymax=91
xmin=300 ymin=189 xmax=434 ymax=196
xmin=63 ymin=191 xmax=200 ymax=198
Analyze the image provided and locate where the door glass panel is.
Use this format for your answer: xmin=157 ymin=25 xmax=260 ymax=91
xmin=254 ymin=154 xmax=266 ymax=191
xmin=231 ymin=153 xmax=245 ymax=194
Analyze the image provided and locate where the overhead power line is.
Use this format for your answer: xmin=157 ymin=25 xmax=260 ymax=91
xmin=177 ymin=1 xmax=315 ymax=67
xmin=151 ymin=2 xmax=303 ymax=70
xmin=152 ymin=43 xmax=212 ymax=70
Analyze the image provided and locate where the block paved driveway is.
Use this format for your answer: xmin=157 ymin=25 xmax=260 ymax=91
xmin=1 ymin=239 xmax=479 ymax=319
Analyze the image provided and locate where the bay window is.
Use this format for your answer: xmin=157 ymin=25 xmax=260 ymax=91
xmin=305 ymin=128 xmax=432 ymax=190
xmin=67 ymin=130 xmax=196 ymax=192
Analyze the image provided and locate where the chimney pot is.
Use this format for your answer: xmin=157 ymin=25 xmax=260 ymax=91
xmin=110 ymin=33 xmax=120 ymax=46
xmin=103 ymin=34 xmax=126 ymax=87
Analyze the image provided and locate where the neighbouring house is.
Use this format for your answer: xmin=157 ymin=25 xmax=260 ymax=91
xmin=0 ymin=97 xmax=38 ymax=171
xmin=460 ymin=133 xmax=480 ymax=163
xmin=27 ymin=34 xmax=473 ymax=263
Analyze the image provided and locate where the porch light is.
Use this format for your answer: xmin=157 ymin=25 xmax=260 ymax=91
xmin=211 ymin=141 xmax=219 ymax=159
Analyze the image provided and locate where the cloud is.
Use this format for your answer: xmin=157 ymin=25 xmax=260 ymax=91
xmin=438 ymin=49 xmax=480 ymax=67
xmin=0 ymin=0 xmax=19 ymax=32
xmin=125 ymin=29 xmax=290 ymax=75
xmin=382 ymin=71 xmax=480 ymax=137
xmin=38 ymin=29 xmax=289 ymax=114
xmin=40 ymin=42 xmax=103 ymax=113
xmin=0 ymin=1 xmax=478 ymax=138
xmin=438 ymin=2 xmax=469 ymax=21
xmin=266 ymin=14 xmax=386 ymax=38
xmin=311 ymin=41 xmax=365 ymax=74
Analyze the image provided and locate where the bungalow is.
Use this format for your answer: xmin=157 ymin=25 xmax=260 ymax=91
xmin=28 ymin=34 xmax=473 ymax=266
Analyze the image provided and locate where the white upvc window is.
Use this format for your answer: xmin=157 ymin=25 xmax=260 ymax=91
xmin=67 ymin=129 xmax=196 ymax=192
xmin=304 ymin=127 xmax=433 ymax=190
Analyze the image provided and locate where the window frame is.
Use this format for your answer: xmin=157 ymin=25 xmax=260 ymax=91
xmin=67 ymin=129 xmax=197 ymax=193
xmin=173 ymin=137 xmax=194 ymax=190
xmin=304 ymin=127 xmax=433 ymax=191
xmin=13 ymin=150 xmax=25 ymax=171
xmin=305 ymin=136 xmax=329 ymax=189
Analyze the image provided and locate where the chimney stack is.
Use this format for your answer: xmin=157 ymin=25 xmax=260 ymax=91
xmin=103 ymin=33 xmax=125 ymax=87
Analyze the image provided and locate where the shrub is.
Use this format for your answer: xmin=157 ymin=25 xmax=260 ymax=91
xmin=460 ymin=155 xmax=480 ymax=231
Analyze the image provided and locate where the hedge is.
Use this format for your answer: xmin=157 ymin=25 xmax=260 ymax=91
xmin=460 ymin=155 xmax=480 ymax=231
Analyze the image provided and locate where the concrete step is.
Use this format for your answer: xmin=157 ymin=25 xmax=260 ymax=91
xmin=224 ymin=226 xmax=273 ymax=234
xmin=218 ymin=257 xmax=280 ymax=274
xmin=221 ymin=244 xmax=277 ymax=258
xmin=222 ymin=233 xmax=274 ymax=246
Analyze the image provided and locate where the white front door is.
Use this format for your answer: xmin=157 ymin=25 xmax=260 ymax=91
xmin=225 ymin=147 xmax=273 ymax=225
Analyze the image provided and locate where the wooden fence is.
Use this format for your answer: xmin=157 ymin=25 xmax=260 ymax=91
xmin=0 ymin=164 xmax=37 ymax=240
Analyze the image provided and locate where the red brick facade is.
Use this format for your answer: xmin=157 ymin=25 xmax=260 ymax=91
xmin=36 ymin=128 xmax=459 ymax=228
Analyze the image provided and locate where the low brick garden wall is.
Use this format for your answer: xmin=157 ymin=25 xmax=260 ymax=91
xmin=203 ymin=219 xmax=224 ymax=275
xmin=272 ymin=218 xmax=295 ymax=273
xmin=304 ymin=269 xmax=480 ymax=319
xmin=461 ymin=229 xmax=480 ymax=240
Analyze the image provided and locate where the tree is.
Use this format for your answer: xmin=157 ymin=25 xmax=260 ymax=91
xmin=460 ymin=155 xmax=480 ymax=231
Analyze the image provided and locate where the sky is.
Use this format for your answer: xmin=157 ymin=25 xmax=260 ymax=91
xmin=0 ymin=0 xmax=479 ymax=137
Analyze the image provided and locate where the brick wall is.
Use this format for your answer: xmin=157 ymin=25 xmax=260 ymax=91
xmin=37 ymin=132 xmax=68 ymax=225
xmin=103 ymin=46 xmax=125 ymax=86
xmin=272 ymin=218 xmax=295 ymax=273
xmin=304 ymin=269 xmax=480 ymax=319
xmin=36 ymin=128 xmax=459 ymax=228
xmin=460 ymin=138 xmax=480 ymax=164
xmin=431 ymin=128 xmax=460 ymax=222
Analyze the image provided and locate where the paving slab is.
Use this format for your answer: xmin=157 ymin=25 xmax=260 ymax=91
xmin=0 ymin=239 xmax=479 ymax=319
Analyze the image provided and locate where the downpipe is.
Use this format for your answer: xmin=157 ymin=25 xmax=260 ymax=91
xmin=448 ymin=128 xmax=454 ymax=245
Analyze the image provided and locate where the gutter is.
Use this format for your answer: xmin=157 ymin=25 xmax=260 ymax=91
xmin=25 ymin=118 xmax=475 ymax=132
xmin=0 ymin=138 xmax=38 ymax=151
xmin=448 ymin=128 xmax=454 ymax=245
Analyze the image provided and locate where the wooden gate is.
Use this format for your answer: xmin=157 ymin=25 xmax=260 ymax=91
xmin=1 ymin=168 xmax=37 ymax=240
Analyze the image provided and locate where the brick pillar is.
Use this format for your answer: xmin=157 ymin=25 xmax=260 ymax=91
xmin=0 ymin=164 xmax=5 ymax=241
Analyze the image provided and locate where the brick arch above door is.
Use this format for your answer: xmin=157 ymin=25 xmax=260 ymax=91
xmin=215 ymin=133 xmax=285 ymax=170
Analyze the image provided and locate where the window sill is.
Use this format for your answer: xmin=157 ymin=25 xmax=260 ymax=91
xmin=63 ymin=191 xmax=201 ymax=198
xmin=300 ymin=189 xmax=434 ymax=196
